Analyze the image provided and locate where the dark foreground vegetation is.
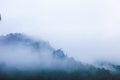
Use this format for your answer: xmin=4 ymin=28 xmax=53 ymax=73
xmin=0 ymin=67 xmax=120 ymax=80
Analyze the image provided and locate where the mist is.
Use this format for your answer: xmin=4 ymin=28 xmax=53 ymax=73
xmin=0 ymin=34 xmax=81 ymax=71
xmin=0 ymin=0 xmax=120 ymax=65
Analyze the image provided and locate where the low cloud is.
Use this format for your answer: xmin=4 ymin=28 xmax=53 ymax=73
xmin=0 ymin=34 xmax=81 ymax=71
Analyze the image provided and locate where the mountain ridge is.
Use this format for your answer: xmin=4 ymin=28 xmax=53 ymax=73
xmin=0 ymin=33 xmax=120 ymax=80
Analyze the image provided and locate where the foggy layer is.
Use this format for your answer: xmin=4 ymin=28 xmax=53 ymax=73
xmin=0 ymin=33 xmax=82 ymax=71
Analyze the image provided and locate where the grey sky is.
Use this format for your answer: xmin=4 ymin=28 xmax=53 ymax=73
xmin=0 ymin=0 xmax=120 ymax=64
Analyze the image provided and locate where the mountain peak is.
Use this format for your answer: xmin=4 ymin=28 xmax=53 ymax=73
xmin=53 ymin=49 xmax=66 ymax=58
xmin=0 ymin=33 xmax=66 ymax=59
xmin=0 ymin=33 xmax=30 ymax=44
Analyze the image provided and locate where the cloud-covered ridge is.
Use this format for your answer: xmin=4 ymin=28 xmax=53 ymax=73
xmin=0 ymin=33 xmax=120 ymax=80
xmin=0 ymin=33 xmax=83 ymax=71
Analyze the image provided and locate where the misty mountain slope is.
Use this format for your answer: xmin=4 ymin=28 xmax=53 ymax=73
xmin=0 ymin=33 xmax=120 ymax=80
xmin=0 ymin=33 xmax=86 ymax=70
xmin=96 ymin=61 xmax=120 ymax=74
xmin=0 ymin=33 xmax=54 ymax=52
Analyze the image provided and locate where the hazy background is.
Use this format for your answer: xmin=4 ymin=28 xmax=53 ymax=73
xmin=0 ymin=0 xmax=120 ymax=64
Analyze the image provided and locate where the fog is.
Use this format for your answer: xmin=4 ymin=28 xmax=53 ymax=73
xmin=0 ymin=34 xmax=81 ymax=71
xmin=0 ymin=0 xmax=120 ymax=64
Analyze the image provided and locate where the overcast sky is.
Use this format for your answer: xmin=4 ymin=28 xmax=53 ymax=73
xmin=0 ymin=0 xmax=120 ymax=64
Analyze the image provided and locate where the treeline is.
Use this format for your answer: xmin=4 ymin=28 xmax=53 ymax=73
xmin=0 ymin=67 xmax=120 ymax=80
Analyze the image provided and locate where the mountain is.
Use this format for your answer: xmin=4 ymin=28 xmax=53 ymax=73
xmin=0 ymin=33 xmax=120 ymax=80
xmin=0 ymin=33 xmax=65 ymax=58
xmin=0 ymin=33 xmax=83 ymax=70
xmin=96 ymin=61 xmax=120 ymax=74
xmin=0 ymin=33 xmax=54 ymax=52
